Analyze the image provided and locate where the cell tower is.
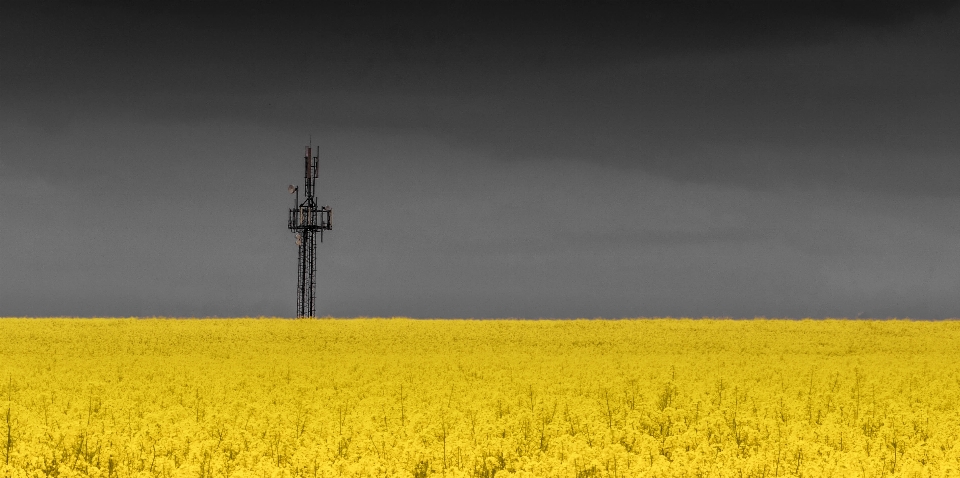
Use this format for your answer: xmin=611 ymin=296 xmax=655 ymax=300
xmin=287 ymin=145 xmax=333 ymax=318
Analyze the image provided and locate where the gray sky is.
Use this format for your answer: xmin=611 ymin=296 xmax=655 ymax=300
xmin=2 ymin=1 xmax=959 ymax=318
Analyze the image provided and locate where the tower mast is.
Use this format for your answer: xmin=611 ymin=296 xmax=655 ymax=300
xmin=288 ymin=145 xmax=333 ymax=318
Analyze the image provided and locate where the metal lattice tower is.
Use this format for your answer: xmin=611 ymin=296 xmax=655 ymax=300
xmin=287 ymin=145 xmax=332 ymax=318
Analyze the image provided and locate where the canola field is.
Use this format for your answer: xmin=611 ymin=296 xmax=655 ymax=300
xmin=1 ymin=318 xmax=959 ymax=478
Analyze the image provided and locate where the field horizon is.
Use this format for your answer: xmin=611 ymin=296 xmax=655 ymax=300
xmin=4 ymin=316 xmax=959 ymax=321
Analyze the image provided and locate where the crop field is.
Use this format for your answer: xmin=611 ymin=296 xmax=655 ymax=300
xmin=1 ymin=318 xmax=959 ymax=478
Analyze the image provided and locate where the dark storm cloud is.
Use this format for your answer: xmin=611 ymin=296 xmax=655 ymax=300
xmin=4 ymin=1 xmax=953 ymax=109
xmin=5 ymin=2 xmax=953 ymax=85
xmin=4 ymin=1 xmax=960 ymax=195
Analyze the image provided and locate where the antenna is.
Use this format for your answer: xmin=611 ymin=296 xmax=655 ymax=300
xmin=287 ymin=143 xmax=333 ymax=318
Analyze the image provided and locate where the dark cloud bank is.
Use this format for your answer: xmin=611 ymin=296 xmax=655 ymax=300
xmin=2 ymin=2 xmax=959 ymax=318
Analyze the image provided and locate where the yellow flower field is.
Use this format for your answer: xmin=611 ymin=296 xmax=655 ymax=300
xmin=1 ymin=318 xmax=959 ymax=477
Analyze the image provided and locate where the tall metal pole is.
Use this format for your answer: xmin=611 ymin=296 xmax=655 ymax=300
xmin=288 ymin=145 xmax=332 ymax=318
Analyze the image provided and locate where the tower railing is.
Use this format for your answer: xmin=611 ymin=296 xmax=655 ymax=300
xmin=288 ymin=206 xmax=332 ymax=230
